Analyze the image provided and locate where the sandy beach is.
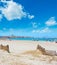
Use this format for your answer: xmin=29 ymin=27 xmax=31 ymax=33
xmin=0 ymin=0 xmax=57 ymax=65
xmin=0 ymin=40 xmax=57 ymax=65
xmin=0 ymin=40 xmax=39 ymax=53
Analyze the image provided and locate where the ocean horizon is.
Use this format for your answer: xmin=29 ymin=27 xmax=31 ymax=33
xmin=8 ymin=37 xmax=57 ymax=41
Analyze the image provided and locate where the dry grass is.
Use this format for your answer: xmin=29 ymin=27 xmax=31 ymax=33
xmin=23 ymin=50 xmax=44 ymax=57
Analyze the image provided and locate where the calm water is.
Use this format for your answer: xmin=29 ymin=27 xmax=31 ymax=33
xmin=9 ymin=38 xmax=57 ymax=41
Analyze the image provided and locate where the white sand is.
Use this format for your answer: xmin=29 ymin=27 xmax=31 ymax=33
xmin=0 ymin=40 xmax=57 ymax=65
xmin=38 ymin=41 xmax=57 ymax=52
xmin=0 ymin=40 xmax=39 ymax=53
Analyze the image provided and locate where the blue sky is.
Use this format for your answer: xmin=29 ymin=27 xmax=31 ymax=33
xmin=0 ymin=0 xmax=57 ymax=38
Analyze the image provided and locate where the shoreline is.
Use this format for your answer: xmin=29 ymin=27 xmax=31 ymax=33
xmin=0 ymin=40 xmax=56 ymax=53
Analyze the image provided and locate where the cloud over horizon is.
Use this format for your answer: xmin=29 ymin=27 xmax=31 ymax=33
xmin=32 ymin=27 xmax=51 ymax=33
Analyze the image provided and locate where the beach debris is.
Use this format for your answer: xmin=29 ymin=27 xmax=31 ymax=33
xmin=37 ymin=44 xmax=57 ymax=56
xmin=0 ymin=44 xmax=10 ymax=53
xmin=37 ymin=45 xmax=46 ymax=55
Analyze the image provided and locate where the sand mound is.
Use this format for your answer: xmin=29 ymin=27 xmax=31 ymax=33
xmin=23 ymin=50 xmax=43 ymax=57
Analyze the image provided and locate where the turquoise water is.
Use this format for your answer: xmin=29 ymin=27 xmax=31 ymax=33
xmin=9 ymin=38 xmax=57 ymax=41
xmin=9 ymin=38 xmax=33 ymax=40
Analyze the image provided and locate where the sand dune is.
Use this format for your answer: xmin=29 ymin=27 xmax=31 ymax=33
xmin=0 ymin=40 xmax=57 ymax=65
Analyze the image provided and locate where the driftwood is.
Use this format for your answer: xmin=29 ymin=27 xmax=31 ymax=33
xmin=37 ymin=45 xmax=45 ymax=54
xmin=0 ymin=44 xmax=10 ymax=53
xmin=37 ymin=44 xmax=57 ymax=56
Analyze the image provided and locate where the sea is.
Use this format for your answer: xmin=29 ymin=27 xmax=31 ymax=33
xmin=8 ymin=37 xmax=57 ymax=41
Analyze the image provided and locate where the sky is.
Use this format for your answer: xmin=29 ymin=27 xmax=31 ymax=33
xmin=0 ymin=0 xmax=57 ymax=38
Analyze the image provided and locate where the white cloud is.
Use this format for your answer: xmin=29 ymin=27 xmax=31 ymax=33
xmin=40 ymin=27 xmax=51 ymax=33
xmin=32 ymin=27 xmax=51 ymax=33
xmin=32 ymin=22 xmax=41 ymax=28
xmin=28 ymin=15 xmax=34 ymax=19
xmin=1 ymin=1 xmax=27 ymax=20
xmin=32 ymin=22 xmax=37 ymax=28
xmin=0 ymin=1 xmax=34 ymax=21
xmin=45 ymin=17 xmax=57 ymax=26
